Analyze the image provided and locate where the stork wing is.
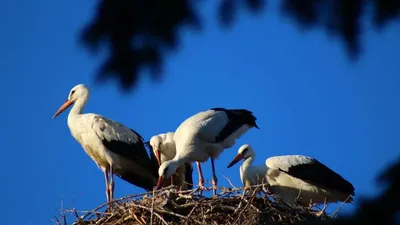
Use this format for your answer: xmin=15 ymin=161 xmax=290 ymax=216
xmin=91 ymin=116 xmax=155 ymax=172
xmin=196 ymin=110 xmax=229 ymax=142
xmin=266 ymin=155 xmax=355 ymax=196
xmin=144 ymin=141 xmax=152 ymax=151
xmin=196 ymin=108 xmax=258 ymax=143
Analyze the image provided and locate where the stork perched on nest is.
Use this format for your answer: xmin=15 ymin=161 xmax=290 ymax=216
xmin=156 ymin=108 xmax=259 ymax=195
xmin=227 ymin=144 xmax=355 ymax=216
xmin=52 ymin=84 xmax=159 ymax=203
xmin=146 ymin=132 xmax=193 ymax=190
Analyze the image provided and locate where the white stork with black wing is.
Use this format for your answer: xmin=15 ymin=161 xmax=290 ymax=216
xmin=52 ymin=84 xmax=159 ymax=203
xmin=156 ymin=108 xmax=259 ymax=195
xmin=227 ymin=144 xmax=355 ymax=216
xmin=145 ymin=132 xmax=193 ymax=190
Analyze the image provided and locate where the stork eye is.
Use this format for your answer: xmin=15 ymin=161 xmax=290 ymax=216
xmin=242 ymin=148 xmax=248 ymax=154
xmin=71 ymin=90 xmax=76 ymax=96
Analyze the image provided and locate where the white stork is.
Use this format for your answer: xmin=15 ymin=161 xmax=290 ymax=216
xmin=145 ymin=132 xmax=193 ymax=190
xmin=156 ymin=108 xmax=259 ymax=195
xmin=52 ymin=84 xmax=159 ymax=203
xmin=227 ymin=144 xmax=355 ymax=216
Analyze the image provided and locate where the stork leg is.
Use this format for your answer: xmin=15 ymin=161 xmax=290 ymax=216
xmin=210 ymin=158 xmax=218 ymax=196
xmin=109 ymin=167 xmax=115 ymax=202
xmin=103 ymin=167 xmax=111 ymax=203
xmin=195 ymin=161 xmax=205 ymax=195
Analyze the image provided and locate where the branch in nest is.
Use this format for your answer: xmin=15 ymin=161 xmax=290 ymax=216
xmin=62 ymin=185 xmax=340 ymax=225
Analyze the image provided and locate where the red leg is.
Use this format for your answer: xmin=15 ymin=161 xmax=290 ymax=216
xmin=109 ymin=166 xmax=115 ymax=201
xmin=193 ymin=161 xmax=206 ymax=195
xmin=103 ymin=167 xmax=111 ymax=203
xmin=196 ymin=162 xmax=204 ymax=188
xmin=210 ymin=158 xmax=218 ymax=196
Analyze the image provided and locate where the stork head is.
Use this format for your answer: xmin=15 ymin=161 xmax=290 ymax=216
xmin=227 ymin=144 xmax=255 ymax=168
xmin=52 ymin=84 xmax=90 ymax=119
xmin=155 ymin=160 xmax=178 ymax=189
xmin=149 ymin=135 xmax=163 ymax=166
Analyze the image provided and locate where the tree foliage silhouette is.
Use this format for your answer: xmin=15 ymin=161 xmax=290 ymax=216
xmin=79 ymin=0 xmax=399 ymax=91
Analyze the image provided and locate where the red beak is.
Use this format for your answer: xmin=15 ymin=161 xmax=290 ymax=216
xmin=227 ymin=153 xmax=244 ymax=168
xmin=155 ymin=149 xmax=161 ymax=166
xmin=52 ymin=100 xmax=73 ymax=119
xmin=156 ymin=176 xmax=164 ymax=189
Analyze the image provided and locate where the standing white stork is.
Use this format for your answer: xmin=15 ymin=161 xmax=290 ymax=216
xmin=52 ymin=84 xmax=159 ymax=203
xmin=227 ymin=144 xmax=355 ymax=216
xmin=145 ymin=132 xmax=193 ymax=190
xmin=156 ymin=108 xmax=259 ymax=195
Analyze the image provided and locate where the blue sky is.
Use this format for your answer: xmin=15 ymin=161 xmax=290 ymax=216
xmin=2 ymin=1 xmax=399 ymax=225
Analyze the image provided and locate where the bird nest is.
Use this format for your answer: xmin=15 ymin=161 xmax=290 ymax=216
xmin=58 ymin=184 xmax=337 ymax=225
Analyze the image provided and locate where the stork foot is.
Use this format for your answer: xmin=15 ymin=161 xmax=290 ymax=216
xmin=212 ymin=187 xmax=216 ymax=196
xmin=211 ymin=177 xmax=218 ymax=196
xmin=197 ymin=176 xmax=206 ymax=195
xmin=104 ymin=202 xmax=115 ymax=213
xmin=189 ymin=183 xmax=206 ymax=195
xmin=197 ymin=184 xmax=207 ymax=195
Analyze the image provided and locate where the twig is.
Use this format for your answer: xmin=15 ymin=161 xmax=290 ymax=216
xmin=331 ymin=194 xmax=352 ymax=218
xmin=80 ymin=186 xmax=176 ymax=220
xmin=132 ymin=213 xmax=146 ymax=225
xmin=150 ymin=188 xmax=155 ymax=225
xmin=184 ymin=203 xmax=197 ymax=224
xmin=63 ymin=209 xmax=113 ymax=215
xmin=223 ymin=176 xmax=237 ymax=189
xmin=128 ymin=201 xmax=169 ymax=225
xmin=60 ymin=194 xmax=67 ymax=225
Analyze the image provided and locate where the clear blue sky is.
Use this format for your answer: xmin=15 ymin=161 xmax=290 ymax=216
xmin=2 ymin=1 xmax=399 ymax=225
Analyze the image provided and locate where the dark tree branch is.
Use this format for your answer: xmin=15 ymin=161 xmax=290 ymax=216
xmin=79 ymin=0 xmax=399 ymax=91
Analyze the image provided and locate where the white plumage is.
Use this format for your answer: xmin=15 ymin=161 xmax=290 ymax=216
xmin=227 ymin=144 xmax=268 ymax=187
xmin=52 ymin=84 xmax=158 ymax=203
xmin=148 ymin=132 xmax=176 ymax=165
xmin=156 ymin=108 xmax=259 ymax=195
xmin=146 ymin=132 xmax=193 ymax=190
xmin=227 ymin=144 xmax=355 ymax=216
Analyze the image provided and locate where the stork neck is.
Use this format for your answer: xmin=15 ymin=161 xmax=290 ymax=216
xmin=242 ymin=156 xmax=255 ymax=171
xmin=69 ymin=97 xmax=87 ymax=117
xmin=171 ymin=156 xmax=186 ymax=168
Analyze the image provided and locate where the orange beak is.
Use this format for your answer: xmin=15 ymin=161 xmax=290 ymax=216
xmin=52 ymin=100 xmax=73 ymax=119
xmin=156 ymin=176 xmax=164 ymax=189
xmin=155 ymin=149 xmax=161 ymax=166
xmin=227 ymin=153 xmax=244 ymax=168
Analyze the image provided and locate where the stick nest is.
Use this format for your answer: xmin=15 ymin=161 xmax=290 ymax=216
xmin=64 ymin=185 xmax=335 ymax=225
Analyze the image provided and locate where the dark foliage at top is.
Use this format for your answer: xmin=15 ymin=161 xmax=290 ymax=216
xmin=79 ymin=0 xmax=399 ymax=92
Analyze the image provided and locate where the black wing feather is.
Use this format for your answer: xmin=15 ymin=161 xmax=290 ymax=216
xmin=184 ymin=163 xmax=193 ymax=190
xmin=279 ymin=159 xmax=355 ymax=196
xmin=101 ymin=139 xmax=150 ymax=168
xmin=210 ymin=108 xmax=259 ymax=143
xmin=92 ymin=116 xmax=158 ymax=190
xmin=115 ymin=170 xmax=155 ymax=191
